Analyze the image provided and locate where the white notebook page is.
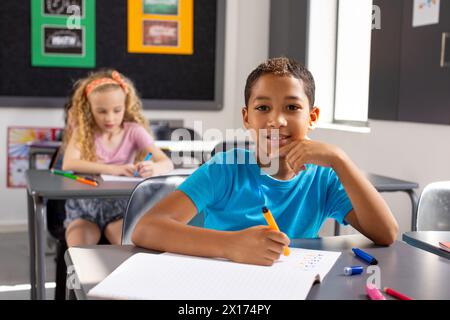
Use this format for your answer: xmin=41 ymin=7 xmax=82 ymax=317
xmin=88 ymin=248 xmax=340 ymax=300
xmin=100 ymin=168 xmax=196 ymax=182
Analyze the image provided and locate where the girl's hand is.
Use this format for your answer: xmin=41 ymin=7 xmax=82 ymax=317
xmin=136 ymin=161 xmax=156 ymax=178
xmin=111 ymin=164 xmax=136 ymax=176
xmin=277 ymin=140 xmax=345 ymax=174
xmin=225 ymin=226 xmax=290 ymax=266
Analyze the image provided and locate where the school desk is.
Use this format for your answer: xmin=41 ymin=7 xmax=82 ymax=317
xmin=403 ymin=231 xmax=450 ymax=260
xmin=27 ymin=140 xmax=219 ymax=170
xmin=26 ymin=170 xmax=417 ymax=300
xmin=64 ymin=234 xmax=450 ymax=300
xmin=26 ymin=169 xmax=145 ymax=300
xmin=333 ymin=173 xmax=419 ymax=235
xmin=25 ymin=142 xmax=215 ymax=300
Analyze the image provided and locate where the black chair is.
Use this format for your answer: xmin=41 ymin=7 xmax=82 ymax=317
xmin=210 ymin=140 xmax=254 ymax=158
xmin=46 ymin=147 xmax=110 ymax=300
xmin=43 ymin=146 xmax=67 ymax=300
xmin=150 ymin=122 xmax=201 ymax=141
xmin=47 ymin=201 xmax=111 ymax=300
xmin=157 ymin=126 xmax=203 ymax=167
xmin=122 ymin=175 xmax=204 ymax=245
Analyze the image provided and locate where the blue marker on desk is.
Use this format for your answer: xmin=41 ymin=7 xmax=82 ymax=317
xmin=134 ymin=152 xmax=152 ymax=177
xmin=352 ymin=248 xmax=378 ymax=265
xmin=344 ymin=266 xmax=364 ymax=276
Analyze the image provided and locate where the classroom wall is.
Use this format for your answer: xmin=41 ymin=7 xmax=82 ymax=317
xmin=2 ymin=0 xmax=448 ymax=241
xmin=0 ymin=0 xmax=271 ymax=228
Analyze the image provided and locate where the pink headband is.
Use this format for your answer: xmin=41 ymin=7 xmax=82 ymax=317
xmin=85 ymin=71 xmax=129 ymax=96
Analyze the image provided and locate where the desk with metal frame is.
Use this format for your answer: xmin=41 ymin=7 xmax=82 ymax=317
xmin=367 ymin=173 xmax=419 ymax=230
xmin=26 ymin=169 xmax=140 ymax=300
xmin=334 ymin=173 xmax=419 ymax=236
xmin=64 ymin=234 xmax=450 ymax=300
xmin=403 ymin=231 xmax=450 ymax=259
xmin=25 ymin=140 xmax=217 ymax=300
xmin=26 ymin=169 xmax=418 ymax=300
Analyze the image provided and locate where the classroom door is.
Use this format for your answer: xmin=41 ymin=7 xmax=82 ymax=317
xmin=369 ymin=0 xmax=450 ymax=125
xmin=397 ymin=0 xmax=450 ymax=125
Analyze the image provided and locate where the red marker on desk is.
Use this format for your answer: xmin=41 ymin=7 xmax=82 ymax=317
xmin=384 ymin=287 xmax=413 ymax=300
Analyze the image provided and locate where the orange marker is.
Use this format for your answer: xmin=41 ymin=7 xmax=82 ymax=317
xmin=76 ymin=177 xmax=98 ymax=187
xmin=51 ymin=169 xmax=98 ymax=187
xmin=262 ymin=206 xmax=290 ymax=256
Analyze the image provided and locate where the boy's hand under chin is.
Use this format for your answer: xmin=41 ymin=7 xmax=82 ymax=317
xmin=275 ymin=139 xmax=346 ymax=174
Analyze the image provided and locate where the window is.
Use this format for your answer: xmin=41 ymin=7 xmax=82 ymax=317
xmin=307 ymin=0 xmax=373 ymax=128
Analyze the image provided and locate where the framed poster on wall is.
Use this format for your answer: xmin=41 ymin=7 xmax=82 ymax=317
xmin=7 ymin=126 xmax=62 ymax=188
xmin=128 ymin=0 xmax=194 ymax=55
xmin=0 ymin=0 xmax=224 ymax=110
xmin=31 ymin=0 xmax=96 ymax=68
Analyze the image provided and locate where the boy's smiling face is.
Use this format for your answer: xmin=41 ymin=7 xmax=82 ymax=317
xmin=242 ymin=74 xmax=319 ymax=157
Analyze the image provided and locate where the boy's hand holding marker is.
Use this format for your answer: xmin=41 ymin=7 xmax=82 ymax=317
xmin=225 ymin=225 xmax=290 ymax=266
xmin=262 ymin=207 xmax=290 ymax=256
xmin=224 ymin=207 xmax=290 ymax=266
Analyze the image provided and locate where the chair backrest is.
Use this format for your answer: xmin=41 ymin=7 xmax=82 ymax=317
xmin=50 ymin=146 xmax=64 ymax=170
xmin=210 ymin=140 xmax=254 ymax=157
xmin=167 ymin=127 xmax=203 ymax=166
xmin=169 ymin=127 xmax=202 ymax=141
xmin=152 ymin=124 xmax=202 ymax=141
xmin=416 ymin=181 xmax=450 ymax=231
xmin=121 ymin=175 xmax=204 ymax=244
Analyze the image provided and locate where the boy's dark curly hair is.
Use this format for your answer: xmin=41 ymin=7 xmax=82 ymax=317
xmin=245 ymin=57 xmax=315 ymax=108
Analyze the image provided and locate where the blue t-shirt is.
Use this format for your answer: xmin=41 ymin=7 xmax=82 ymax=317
xmin=178 ymin=149 xmax=353 ymax=238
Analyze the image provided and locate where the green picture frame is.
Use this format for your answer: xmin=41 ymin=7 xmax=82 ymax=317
xmin=31 ymin=0 xmax=96 ymax=68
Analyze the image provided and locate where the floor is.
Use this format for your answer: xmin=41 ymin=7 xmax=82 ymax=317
xmin=0 ymin=232 xmax=56 ymax=300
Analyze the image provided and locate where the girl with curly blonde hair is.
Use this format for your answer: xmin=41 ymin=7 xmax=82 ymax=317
xmin=62 ymin=69 xmax=173 ymax=246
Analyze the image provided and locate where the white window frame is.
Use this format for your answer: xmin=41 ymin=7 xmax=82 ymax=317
xmin=306 ymin=0 xmax=373 ymax=132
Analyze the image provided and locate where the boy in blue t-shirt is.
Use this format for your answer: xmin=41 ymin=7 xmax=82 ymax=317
xmin=133 ymin=57 xmax=398 ymax=266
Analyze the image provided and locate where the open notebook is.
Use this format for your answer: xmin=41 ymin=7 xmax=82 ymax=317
xmin=100 ymin=168 xmax=196 ymax=182
xmin=87 ymin=248 xmax=341 ymax=300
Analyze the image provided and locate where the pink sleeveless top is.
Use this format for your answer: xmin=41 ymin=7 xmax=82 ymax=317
xmin=95 ymin=122 xmax=153 ymax=165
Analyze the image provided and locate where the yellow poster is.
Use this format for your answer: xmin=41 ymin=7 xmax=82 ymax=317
xmin=128 ymin=0 xmax=193 ymax=55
